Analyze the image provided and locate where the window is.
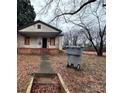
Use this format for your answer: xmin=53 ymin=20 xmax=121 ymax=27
xmin=24 ymin=37 xmax=30 ymax=45
xmin=37 ymin=24 xmax=41 ymax=29
xmin=50 ymin=38 xmax=55 ymax=45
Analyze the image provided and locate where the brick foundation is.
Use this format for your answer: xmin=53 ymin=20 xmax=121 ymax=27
xmin=17 ymin=48 xmax=60 ymax=55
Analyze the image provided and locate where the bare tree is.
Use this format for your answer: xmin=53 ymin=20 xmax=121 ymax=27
xmin=37 ymin=0 xmax=106 ymax=56
xmin=67 ymin=0 xmax=106 ymax=56
xmin=64 ymin=0 xmax=105 ymax=56
xmin=49 ymin=0 xmax=97 ymax=22
xmin=63 ymin=30 xmax=79 ymax=47
xmin=63 ymin=29 xmax=87 ymax=47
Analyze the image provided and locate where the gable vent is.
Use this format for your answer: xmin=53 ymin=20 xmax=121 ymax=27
xmin=37 ymin=25 xmax=41 ymax=29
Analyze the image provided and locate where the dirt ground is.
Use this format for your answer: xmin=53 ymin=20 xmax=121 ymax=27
xmin=17 ymin=55 xmax=41 ymax=93
xmin=49 ymin=54 xmax=106 ymax=93
xmin=17 ymin=53 xmax=106 ymax=93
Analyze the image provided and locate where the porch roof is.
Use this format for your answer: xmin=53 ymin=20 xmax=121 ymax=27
xmin=19 ymin=32 xmax=60 ymax=37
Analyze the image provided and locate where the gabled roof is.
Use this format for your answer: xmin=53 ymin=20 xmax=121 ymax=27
xmin=18 ymin=20 xmax=62 ymax=33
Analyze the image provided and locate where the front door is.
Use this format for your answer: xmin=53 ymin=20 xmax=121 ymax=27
xmin=42 ymin=38 xmax=47 ymax=48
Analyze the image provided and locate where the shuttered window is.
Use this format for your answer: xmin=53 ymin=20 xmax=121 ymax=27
xmin=24 ymin=37 xmax=30 ymax=45
xmin=50 ymin=38 xmax=55 ymax=45
xmin=37 ymin=25 xmax=41 ymax=29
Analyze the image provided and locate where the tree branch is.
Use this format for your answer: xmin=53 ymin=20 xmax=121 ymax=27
xmin=49 ymin=0 xmax=97 ymax=23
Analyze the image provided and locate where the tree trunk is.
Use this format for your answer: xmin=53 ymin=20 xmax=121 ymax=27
xmin=97 ymin=50 xmax=103 ymax=56
xmin=97 ymin=39 xmax=103 ymax=56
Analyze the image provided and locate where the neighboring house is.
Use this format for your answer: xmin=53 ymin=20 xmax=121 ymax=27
xmin=17 ymin=20 xmax=63 ymax=55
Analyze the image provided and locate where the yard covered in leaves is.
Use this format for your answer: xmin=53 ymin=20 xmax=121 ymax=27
xmin=17 ymin=55 xmax=41 ymax=93
xmin=49 ymin=54 xmax=106 ymax=93
xmin=17 ymin=53 xmax=105 ymax=93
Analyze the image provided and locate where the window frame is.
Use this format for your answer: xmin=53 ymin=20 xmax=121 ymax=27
xmin=37 ymin=24 xmax=41 ymax=29
xmin=50 ymin=37 xmax=55 ymax=46
xmin=24 ymin=36 xmax=30 ymax=45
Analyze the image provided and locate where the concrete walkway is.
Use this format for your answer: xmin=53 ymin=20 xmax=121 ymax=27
xmin=39 ymin=55 xmax=55 ymax=73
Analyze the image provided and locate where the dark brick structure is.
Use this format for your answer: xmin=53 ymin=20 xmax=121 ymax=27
xmin=17 ymin=48 xmax=60 ymax=55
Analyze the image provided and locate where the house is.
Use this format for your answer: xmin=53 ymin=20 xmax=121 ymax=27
xmin=17 ymin=20 xmax=63 ymax=55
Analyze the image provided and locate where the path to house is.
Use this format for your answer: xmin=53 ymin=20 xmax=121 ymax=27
xmin=39 ymin=55 xmax=55 ymax=73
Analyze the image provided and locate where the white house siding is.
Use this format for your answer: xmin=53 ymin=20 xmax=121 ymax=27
xmin=29 ymin=37 xmax=42 ymax=48
xmin=58 ymin=36 xmax=64 ymax=50
xmin=18 ymin=21 xmax=63 ymax=50
xmin=18 ymin=34 xmax=60 ymax=49
xmin=19 ymin=23 xmax=58 ymax=33
xmin=48 ymin=36 xmax=59 ymax=49
xmin=18 ymin=35 xmax=41 ymax=48
xmin=17 ymin=34 xmax=24 ymax=48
